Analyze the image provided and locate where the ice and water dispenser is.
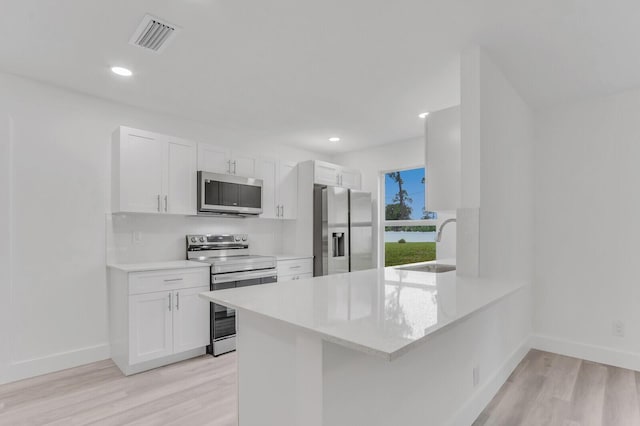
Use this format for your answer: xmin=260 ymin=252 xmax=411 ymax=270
xmin=332 ymin=232 xmax=346 ymax=257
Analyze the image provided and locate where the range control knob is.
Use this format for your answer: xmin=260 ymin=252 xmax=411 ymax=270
xmin=241 ymin=235 xmax=247 ymax=241
xmin=191 ymin=237 xmax=197 ymax=243
xmin=199 ymin=237 xmax=205 ymax=242
xmin=234 ymin=235 xmax=241 ymax=242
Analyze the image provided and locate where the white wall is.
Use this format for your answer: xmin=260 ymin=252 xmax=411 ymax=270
xmin=533 ymin=88 xmax=640 ymax=370
xmin=0 ymin=72 xmax=328 ymax=384
xmin=460 ymin=48 xmax=534 ymax=282
xmin=0 ymin=108 xmax=12 ymax=384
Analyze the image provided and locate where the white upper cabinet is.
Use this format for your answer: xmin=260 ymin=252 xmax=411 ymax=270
xmin=166 ymin=137 xmax=197 ymax=215
xmin=256 ymin=158 xmax=278 ymax=219
xmin=255 ymin=158 xmax=298 ymax=220
xmin=197 ymin=143 xmax=256 ymax=177
xmin=314 ymin=161 xmax=341 ymax=187
xmin=340 ymin=168 xmax=362 ymax=189
xmin=311 ymin=160 xmax=361 ymax=189
xmin=278 ymin=161 xmax=298 ymax=219
xmin=112 ymin=126 xmax=197 ymax=215
xmin=114 ymin=128 xmax=165 ymax=213
xmin=232 ymin=152 xmax=256 ymax=177
xmin=197 ymin=143 xmax=231 ymax=174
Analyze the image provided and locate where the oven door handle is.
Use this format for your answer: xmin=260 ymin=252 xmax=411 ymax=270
xmin=212 ymin=269 xmax=277 ymax=284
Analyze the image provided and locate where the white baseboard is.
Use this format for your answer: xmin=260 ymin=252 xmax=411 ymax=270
xmin=530 ymin=334 xmax=640 ymax=372
xmin=2 ymin=343 xmax=110 ymax=385
xmin=447 ymin=337 xmax=531 ymax=426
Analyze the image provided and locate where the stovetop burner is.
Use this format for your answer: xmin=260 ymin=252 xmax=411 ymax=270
xmin=186 ymin=234 xmax=276 ymax=274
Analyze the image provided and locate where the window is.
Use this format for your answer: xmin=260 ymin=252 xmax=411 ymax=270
xmin=382 ymin=167 xmax=437 ymax=267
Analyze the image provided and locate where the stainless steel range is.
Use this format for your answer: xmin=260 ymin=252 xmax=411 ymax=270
xmin=186 ymin=234 xmax=276 ymax=356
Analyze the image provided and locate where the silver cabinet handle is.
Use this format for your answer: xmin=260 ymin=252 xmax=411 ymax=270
xmin=340 ymin=175 xmax=343 ymax=186
xmin=280 ymin=205 xmax=284 ymax=218
xmin=289 ymin=265 xmax=301 ymax=270
xmin=168 ymin=293 xmax=172 ymax=311
xmin=227 ymin=160 xmax=231 ymax=174
xmin=164 ymin=195 xmax=168 ymax=212
xmin=233 ymin=160 xmax=237 ymax=174
xmin=336 ymin=174 xmax=340 ymax=185
xmin=176 ymin=292 xmax=180 ymax=310
xmin=164 ymin=278 xmax=183 ymax=282
xmin=157 ymin=194 xmax=161 ymax=212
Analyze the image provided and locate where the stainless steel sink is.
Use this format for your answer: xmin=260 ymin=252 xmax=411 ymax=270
xmin=396 ymin=264 xmax=456 ymax=273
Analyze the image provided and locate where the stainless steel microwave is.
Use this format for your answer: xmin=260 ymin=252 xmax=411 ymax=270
xmin=197 ymin=171 xmax=263 ymax=216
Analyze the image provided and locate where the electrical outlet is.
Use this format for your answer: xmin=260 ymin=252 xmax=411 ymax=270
xmin=473 ymin=366 xmax=480 ymax=387
xmin=613 ymin=320 xmax=625 ymax=337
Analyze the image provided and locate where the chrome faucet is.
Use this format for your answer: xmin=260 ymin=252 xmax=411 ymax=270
xmin=435 ymin=218 xmax=456 ymax=243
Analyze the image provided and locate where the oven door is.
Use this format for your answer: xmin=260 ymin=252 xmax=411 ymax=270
xmin=198 ymin=171 xmax=263 ymax=215
xmin=210 ymin=269 xmax=277 ymax=345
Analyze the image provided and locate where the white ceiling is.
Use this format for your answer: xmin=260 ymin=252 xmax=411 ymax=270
xmin=1 ymin=0 xmax=639 ymax=153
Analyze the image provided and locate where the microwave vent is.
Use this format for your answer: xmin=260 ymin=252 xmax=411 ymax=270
xmin=129 ymin=14 xmax=180 ymax=53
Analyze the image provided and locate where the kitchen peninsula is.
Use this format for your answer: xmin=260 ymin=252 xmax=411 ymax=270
xmin=200 ymin=266 xmax=530 ymax=426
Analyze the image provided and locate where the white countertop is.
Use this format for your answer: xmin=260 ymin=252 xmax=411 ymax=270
xmin=108 ymin=260 xmax=210 ymax=272
xmin=200 ymin=263 xmax=526 ymax=361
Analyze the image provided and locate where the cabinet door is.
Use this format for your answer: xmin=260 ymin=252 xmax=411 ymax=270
xmin=340 ymin=168 xmax=361 ymax=189
xmin=119 ymin=129 xmax=164 ymax=213
xmin=278 ymin=161 xmax=298 ymax=219
xmin=166 ymin=138 xmax=197 ymax=215
xmin=314 ymin=161 xmax=341 ymax=187
xmin=129 ymin=292 xmax=173 ymax=364
xmin=231 ymin=151 xmax=256 ymax=177
xmin=197 ymin=143 xmax=231 ymax=174
xmin=173 ymin=286 xmax=210 ymax=353
xmin=256 ymin=158 xmax=278 ymax=219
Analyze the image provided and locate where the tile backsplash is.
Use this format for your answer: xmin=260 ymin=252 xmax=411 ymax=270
xmin=106 ymin=213 xmax=284 ymax=264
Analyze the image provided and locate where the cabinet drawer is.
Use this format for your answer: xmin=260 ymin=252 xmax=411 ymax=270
xmin=129 ymin=268 xmax=209 ymax=295
xmin=277 ymin=258 xmax=312 ymax=276
xmin=278 ymin=272 xmax=313 ymax=282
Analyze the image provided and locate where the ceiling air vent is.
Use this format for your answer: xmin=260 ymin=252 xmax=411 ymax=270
xmin=129 ymin=14 xmax=180 ymax=53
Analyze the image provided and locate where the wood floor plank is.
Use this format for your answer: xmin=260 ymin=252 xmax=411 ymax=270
xmin=521 ymin=396 xmax=571 ymax=426
xmin=481 ymin=369 xmax=546 ymax=425
xmin=538 ymin=353 xmax=581 ymax=401
xmin=601 ymin=365 xmax=640 ymax=426
xmin=566 ymin=360 xmax=607 ymax=426
xmin=1 ymin=349 xmax=639 ymax=426
xmin=0 ymin=354 xmax=237 ymax=426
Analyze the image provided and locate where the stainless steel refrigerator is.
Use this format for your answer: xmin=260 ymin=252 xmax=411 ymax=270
xmin=313 ymin=185 xmax=373 ymax=276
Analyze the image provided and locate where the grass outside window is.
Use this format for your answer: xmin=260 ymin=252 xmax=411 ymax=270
xmin=384 ymin=242 xmax=436 ymax=267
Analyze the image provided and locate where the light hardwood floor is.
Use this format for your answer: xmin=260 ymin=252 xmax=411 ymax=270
xmin=0 ymin=353 xmax=237 ymax=426
xmin=474 ymin=349 xmax=640 ymax=426
xmin=1 ymin=349 xmax=638 ymax=425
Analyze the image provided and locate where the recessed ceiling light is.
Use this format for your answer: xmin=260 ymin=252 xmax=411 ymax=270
xmin=329 ymin=137 xmax=340 ymax=142
xmin=418 ymin=112 xmax=430 ymax=118
xmin=111 ymin=66 xmax=133 ymax=77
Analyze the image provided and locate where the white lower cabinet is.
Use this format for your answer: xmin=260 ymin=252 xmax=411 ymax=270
xmin=173 ymin=286 xmax=211 ymax=353
xmin=278 ymin=272 xmax=313 ymax=282
xmin=109 ymin=266 xmax=210 ymax=375
xmin=129 ymin=291 xmax=174 ymax=365
xmin=277 ymin=257 xmax=313 ymax=282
